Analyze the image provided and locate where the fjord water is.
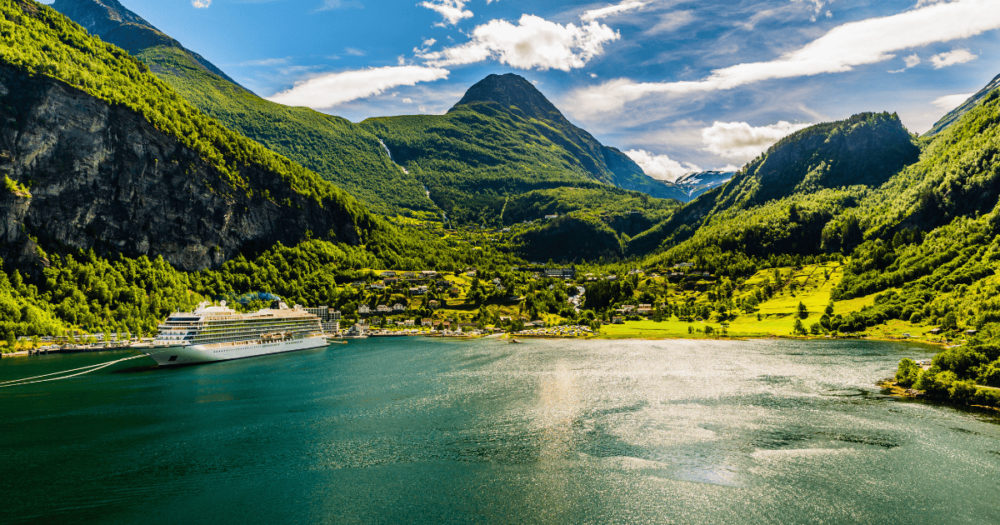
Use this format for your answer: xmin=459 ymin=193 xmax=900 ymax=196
xmin=2 ymin=338 xmax=998 ymax=524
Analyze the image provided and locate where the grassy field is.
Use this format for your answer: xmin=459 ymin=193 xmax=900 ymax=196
xmin=598 ymin=262 xmax=938 ymax=342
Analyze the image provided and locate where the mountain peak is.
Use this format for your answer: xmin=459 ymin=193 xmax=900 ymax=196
xmin=451 ymin=73 xmax=565 ymax=122
xmin=52 ymin=0 xmax=243 ymax=87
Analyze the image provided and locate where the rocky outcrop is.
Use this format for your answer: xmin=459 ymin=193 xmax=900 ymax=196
xmin=0 ymin=64 xmax=364 ymax=273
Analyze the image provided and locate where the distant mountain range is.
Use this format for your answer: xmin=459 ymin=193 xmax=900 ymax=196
xmin=660 ymin=171 xmax=735 ymax=201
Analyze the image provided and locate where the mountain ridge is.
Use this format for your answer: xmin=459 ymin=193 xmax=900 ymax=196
xmin=51 ymin=0 xmax=242 ymax=87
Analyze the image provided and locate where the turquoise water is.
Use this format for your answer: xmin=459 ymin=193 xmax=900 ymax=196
xmin=1 ymin=338 xmax=998 ymax=524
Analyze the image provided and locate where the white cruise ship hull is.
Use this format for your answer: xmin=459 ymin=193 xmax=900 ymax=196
xmin=145 ymin=335 xmax=328 ymax=366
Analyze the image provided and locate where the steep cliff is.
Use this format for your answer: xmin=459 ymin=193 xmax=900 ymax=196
xmin=52 ymin=0 xmax=436 ymax=216
xmin=0 ymin=63 xmax=367 ymax=273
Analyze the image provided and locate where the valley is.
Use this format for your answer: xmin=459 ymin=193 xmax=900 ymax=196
xmin=1 ymin=0 xmax=1000 ymax=412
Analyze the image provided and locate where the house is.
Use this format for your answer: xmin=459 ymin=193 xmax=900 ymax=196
xmin=965 ymin=329 xmax=978 ymax=335
xmin=357 ymin=304 xmax=372 ymax=315
xmin=421 ymin=318 xmax=434 ymax=327
xmin=492 ymin=277 xmax=502 ymax=284
xmin=428 ymin=300 xmax=440 ymax=309
xmin=421 ymin=270 xmax=438 ymax=277
xmin=620 ymin=305 xmax=636 ymax=313
xmin=376 ymin=305 xmax=391 ymax=313
xmin=496 ymin=285 xmax=506 ymax=292
xmin=392 ymin=303 xmax=405 ymax=313
xmin=367 ymin=283 xmax=385 ymax=290
xmin=404 ymin=319 xmax=415 ymax=326
xmin=612 ymin=316 xmax=624 ymax=324
xmin=606 ymin=275 xmax=617 ymax=281
xmin=409 ymin=286 xmax=428 ymax=295
xmin=351 ymin=281 xmax=365 ymax=288
xmin=929 ymin=328 xmax=943 ymax=334
xmin=544 ymin=214 xmax=558 ymax=219
xmin=466 ymin=271 xmax=477 ymax=277
xmin=673 ymin=262 xmax=694 ymax=269
xmin=381 ymin=271 xmax=397 ymax=278
xmin=544 ymin=268 xmax=576 ymax=279
xmin=530 ymin=320 xmax=546 ymax=328
xmin=499 ymin=316 xmax=512 ymax=322
xmin=384 ymin=277 xmax=399 ymax=286
xmin=637 ymin=304 xmax=653 ymax=315
xmin=403 ymin=272 xmax=417 ymax=279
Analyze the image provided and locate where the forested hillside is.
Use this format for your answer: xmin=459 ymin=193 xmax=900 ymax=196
xmin=626 ymin=113 xmax=918 ymax=257
xmin=52 ymin=0 xmax=436 ymax=217
xmin=361 ymin=74 xmax=683 ymax=225
xmin=0 ymin=0 xmax=402 ymax=272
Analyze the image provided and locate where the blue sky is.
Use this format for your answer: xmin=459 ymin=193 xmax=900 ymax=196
xmin=48 ymin=0 xmax=1000 ymax=179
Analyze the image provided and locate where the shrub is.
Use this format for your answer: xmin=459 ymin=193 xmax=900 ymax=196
xmin=895 ymin=358 xmax=921 ymax=387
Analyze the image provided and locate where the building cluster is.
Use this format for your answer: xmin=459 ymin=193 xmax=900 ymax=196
xmin=304 ymin=306 xmax=342 ymax=333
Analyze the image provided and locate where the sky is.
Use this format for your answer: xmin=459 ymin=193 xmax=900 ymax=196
xmin=45 ymin=0 xmax=1000 ymax=179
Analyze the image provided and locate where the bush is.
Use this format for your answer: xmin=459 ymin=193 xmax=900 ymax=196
xmin=915 ymin=368 xmax=956 ymax=397
xmin=895 ymin=358 xmax=921 ymax=387
xmin=949 ymin=380 xmax=977 ymax=405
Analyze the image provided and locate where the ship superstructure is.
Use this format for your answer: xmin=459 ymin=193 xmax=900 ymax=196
xmin=146 ymin=301 xmax=326 ymax=366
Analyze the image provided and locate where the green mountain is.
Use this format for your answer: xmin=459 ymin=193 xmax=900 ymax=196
xmin=0 ymin=0 xmax=427 ymax=274
xmin=925 ymin=71 xmax=1000 ymax=137
xmin=360 ymin=73 xmax=682 ymax=225
xmin=627 ymin=112 xmax=919 ymax=257
xmin=51 ymin=0 xmax=436 ymax=217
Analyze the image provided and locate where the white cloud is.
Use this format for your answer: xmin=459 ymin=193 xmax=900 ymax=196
xmin=192 ymin=0 xmax=211 ymax=7
xmin=580 ymin=1 xmax=647 ymax=23
xmin=420 ymin=0 xmax=473 ymax=26
xmin=645 ymin=10 xmax=696 ymax=35
xmin=701 ymin=121 xmax=813 ymax=162
xmin=422 ymin=38 xmax=436 ymax=48
xmin=930 ymin=48 xmax=977 ymax=68
xmin=889 ymin=53 xmax=921 ymax=73
xmin=624 ymin=149 xmax=701 ymax=182
xmin=793 ymin=0 xmax=830 ymax=21
xmin=932 ymin=93 xmax=973 ymax=111
xmin=266 ymin=66 xmax=450 ymax=109
xmin=566 ymin=0 xmax=1000 ymax=116
xmin=419 ymin=15 xmax=619 ymax=71
xmin=345 ymin=47 xmax=366 ymax=56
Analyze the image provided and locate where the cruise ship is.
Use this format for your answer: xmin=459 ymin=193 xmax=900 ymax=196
xmin=146 ymin=301 xmax=326 ymax=366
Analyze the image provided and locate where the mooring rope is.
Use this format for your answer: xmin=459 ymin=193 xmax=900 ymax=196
xmin=0 ymin=354 xmax=147 ymax=388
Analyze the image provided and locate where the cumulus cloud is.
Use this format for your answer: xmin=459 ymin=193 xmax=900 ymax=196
xmin=701 ymin=121 xmax=812 ymax=162
xmin=932 ymin=93 xmax=974 ymax=111
xmin=192 ymin=0 xmax=211 ymax=7
xmin=419 ymin=15 xmax=619 ymax=71
xmin=930 ymin=48 xmax=977 ymax=68
xmin=420 ymin=0 xmax=473 ymax=26
xmin=266 ymin=66 xmax=450 ymax=109
xmin=580 ymin=1 xmax=647 ymax=23
xmin=566 ymin=0 xmax=1000 ymax=115
xmin=624 ymin=149 xmax=701 ymax=182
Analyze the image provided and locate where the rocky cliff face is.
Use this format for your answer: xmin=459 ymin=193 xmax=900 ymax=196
xmin=0 ymin=64 xmax=363 ymax=273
